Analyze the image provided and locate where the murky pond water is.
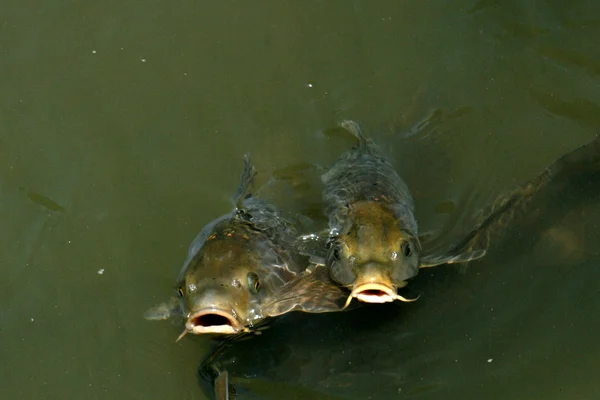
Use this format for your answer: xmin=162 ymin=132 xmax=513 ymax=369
xmin=2 ymin=1 xmax=599 ymax=399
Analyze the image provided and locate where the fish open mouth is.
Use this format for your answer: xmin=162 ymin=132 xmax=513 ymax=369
xmin=343 ymin=283 xmax=419 ymax=308
xmin=352 ymin=283 xmax=398 ymax=303
xmin=185 ymin=309 xmax=241 ymax=335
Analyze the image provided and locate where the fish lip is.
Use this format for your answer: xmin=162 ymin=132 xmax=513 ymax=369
xmin=351 ymin=282 xmax=397 ymax=304
xmin=185 ymin=308 xmax=242 ymax=335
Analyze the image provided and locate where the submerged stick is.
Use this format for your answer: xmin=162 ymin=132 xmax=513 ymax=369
xmin=214 ymin=369 xmax=229 ymax=400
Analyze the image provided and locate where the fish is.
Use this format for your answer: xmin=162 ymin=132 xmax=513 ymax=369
xmin=320 ymin=120 xmax=483 ymax=307
xmin=145 ymin=155 xmax=348 ymax=340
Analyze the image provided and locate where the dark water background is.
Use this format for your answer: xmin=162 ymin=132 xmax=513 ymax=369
xmin=2 ymin=1 xmax=599 ymax=399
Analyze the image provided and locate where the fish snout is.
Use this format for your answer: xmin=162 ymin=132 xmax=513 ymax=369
xmin=351 ymin=266 xmax=397 ymax=304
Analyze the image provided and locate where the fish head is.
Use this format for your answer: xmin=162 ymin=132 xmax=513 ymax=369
xmin=176 ymin=222 xmax=296 ymax=336
xmin=327 ymin=201 xmax=421 ymax=303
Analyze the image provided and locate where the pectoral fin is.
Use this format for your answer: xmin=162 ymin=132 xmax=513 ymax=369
xmin=143 ymin=297 xmax=181 ymax=321
xmin=294 ymin=229 xmax=330 ymax=261
xmin=262 ymin=264 xmax=349 ymax=317
xmin=420 ymin=249 xmax=487 ymax=269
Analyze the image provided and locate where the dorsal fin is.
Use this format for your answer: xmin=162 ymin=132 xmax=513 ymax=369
xmin=232 ymin=154 xmax=257 ymax=211
xmin=340 ymin=120 xmax=371 ymax=154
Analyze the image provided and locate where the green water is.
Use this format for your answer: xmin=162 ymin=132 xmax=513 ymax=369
xmin=2 ymin=1 xmax=599 ymax=399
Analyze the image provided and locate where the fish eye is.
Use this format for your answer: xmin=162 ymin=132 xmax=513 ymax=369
xmin=401 ymin=241 xmax=412 ymax=258
xmin=176 ymin=286 xmax=184 ymax=298
xmin=247 ymin=272 xmax=261 ymax=294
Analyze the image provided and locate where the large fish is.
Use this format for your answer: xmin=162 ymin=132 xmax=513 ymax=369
xmin=145 ymin=156 xmax=347 ymax=340
xmin=321 ymin=120 xmax=482 ymax=306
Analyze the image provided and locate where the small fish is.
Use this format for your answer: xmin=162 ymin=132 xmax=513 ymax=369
xmin=321 ymin=121 xmax=483 ymax=307
xmin=145 ymin=155 xmax=347 ymax=340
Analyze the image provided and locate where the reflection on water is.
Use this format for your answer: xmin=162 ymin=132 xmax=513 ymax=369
xmin=1 ymin=0 xmax=600 ymax=399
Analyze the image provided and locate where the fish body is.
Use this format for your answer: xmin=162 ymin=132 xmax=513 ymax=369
xmin=146 ymin=155 xmax=348 ymax=338
xmin=176 ymin=203 xmax=299 ymax=336
xmin=146 ymin=156 xmax=301 ymax=337
xmin=322 ymin=121 xmax=421 ymax=305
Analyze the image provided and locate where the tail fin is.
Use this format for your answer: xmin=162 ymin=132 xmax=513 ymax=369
xmin=233 ymin=154 xmax=257 ymax=210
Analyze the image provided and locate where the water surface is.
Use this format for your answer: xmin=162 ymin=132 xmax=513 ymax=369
xmin=1 ymin=1 xmax=599 ymax=399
